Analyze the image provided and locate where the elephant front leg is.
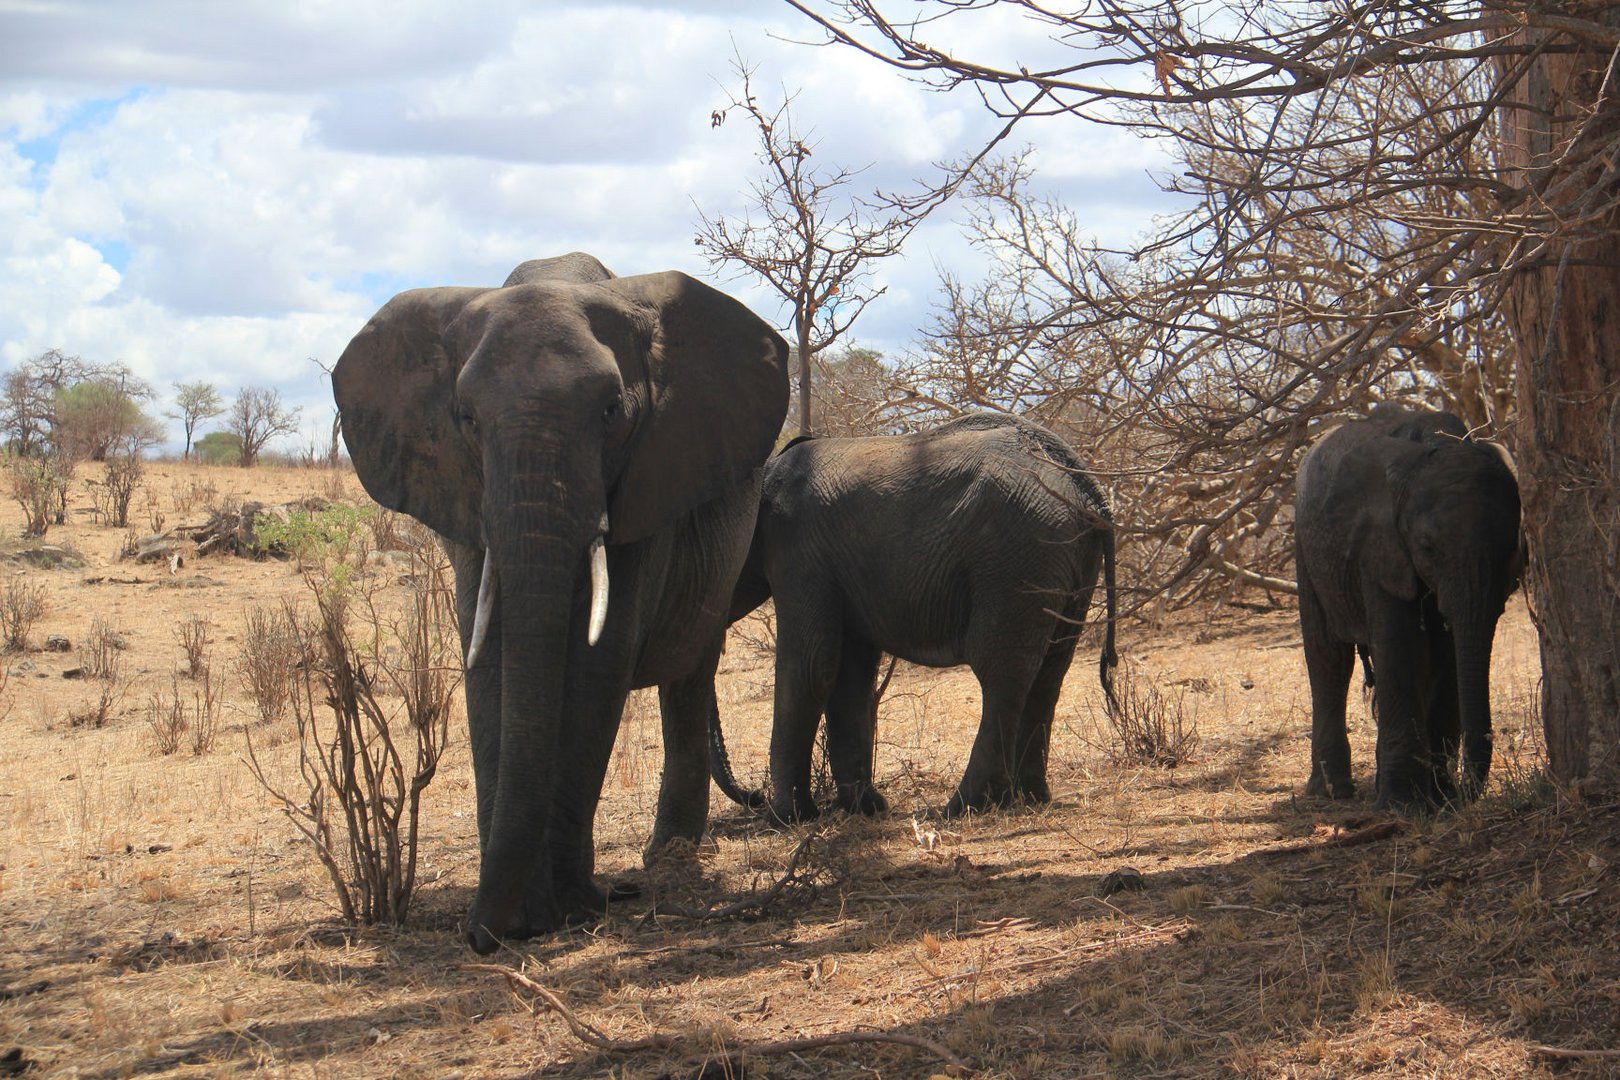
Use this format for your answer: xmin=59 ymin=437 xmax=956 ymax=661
xmin=824 ymin=638 xmax=888 ymax=817
xmin=1369 ymin=615 xmax=1434 ymax=813
xmin=538 ymin=632 xmax=642 ymax=931
xmin=1423 ymin=625 xmax=1462 ymax=807
xmin=647 ymin=646 xmax=722 ymax=856
xmin=1299 ymin=582 xmax=1355 ymax=799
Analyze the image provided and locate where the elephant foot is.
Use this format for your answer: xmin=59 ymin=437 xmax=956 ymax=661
xmin=766 ymin=790 xmax=820 ymax=827
xmin=1373 ymin=783 xmax=1439 ymax=817
xmin=463 ymin=879 xmax=615 ymax=955
xmin=834 ymin=784 xmax=890 ymax=817
xmin=1428 ymin=770 xmax=1463 ymax=810
xmin=1304 ymin=769 xmax=1355 ymax=800
xmin=942 ymin=780 xmax=1016 ymax=819
xmin=1012 ymin=776 xmax=1053 ymax=806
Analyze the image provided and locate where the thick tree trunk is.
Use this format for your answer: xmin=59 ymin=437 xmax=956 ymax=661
xmin=1499 ymin=26 xmax=1620 ymax=787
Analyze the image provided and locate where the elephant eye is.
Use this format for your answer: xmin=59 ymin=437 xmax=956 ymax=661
xmin=602 ymin=394 xmax=624 ymax=424
xmin=459 ymin=411 xmax=479 ymax=435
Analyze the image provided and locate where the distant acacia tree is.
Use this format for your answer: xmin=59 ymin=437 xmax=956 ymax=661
xmin=54 ymin=380 xmax=163 ymax=462
xmin=195 ymin=431 xmax=243 ymax=466
xmin=2 ymin=350 xmax=155 ymax=461
xmin=168 ymin=382 xmax=226 ymax=461
xmin=227 ymin=387 xmax=301 ymax=467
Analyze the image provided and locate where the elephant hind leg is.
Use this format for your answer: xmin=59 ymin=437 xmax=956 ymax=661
xmin=825 ymin=637 xmax=889 ymax=816
xmin=1008 ymin=630 xmax=1083 ymax=805
xmin=766 ymin=611 xmax=842 ymax=825
xmin=646 ymin=647 xmax=723 ymax=858
xmin=945 ymin=642 xmax=1049 ymax=818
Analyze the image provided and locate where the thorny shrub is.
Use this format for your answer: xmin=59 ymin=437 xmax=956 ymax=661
xmin=244 ymin=540 xmax=460 ymax=926
xmin=6 ymin=455 xmax=60 ymax=538
xmin=1101 ymin=664 xmax=1201 ymax=768
xmin=147 ymin=669 xmax=222 ymax=756
xmin=176 ymin=616 xmax=211 ymax=679
xmin=255 ymin=502 xmax=376 ymax=572
xmin=79 ymin=617 xmax=125 ymax=680
xmin=0 ymin=579 xmax=46 ymax=652
xmin=238 ymin=601 xmax=306 ymax=728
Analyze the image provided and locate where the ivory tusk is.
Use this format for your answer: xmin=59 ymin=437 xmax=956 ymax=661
xmin=587 ymin=532 xmax=609 ymax=646
xmin=466 ymin=548 xmax=495 ymax=668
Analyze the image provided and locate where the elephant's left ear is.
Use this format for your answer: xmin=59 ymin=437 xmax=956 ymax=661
xmin=602 ymin=272 xmax=789 ymax=543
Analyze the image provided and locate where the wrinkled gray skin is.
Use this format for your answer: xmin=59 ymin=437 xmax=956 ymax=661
xmin=715 ymin=413 xmax=1118 ymax=822
xmin=1294 ymin=404 xmax=1522 ymax=811
xmin=332 ymin=253 xmax=788 ymax=953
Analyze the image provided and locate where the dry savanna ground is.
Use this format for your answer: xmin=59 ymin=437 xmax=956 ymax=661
xmin=0 ymin=459 xmax=1615 ymax=1079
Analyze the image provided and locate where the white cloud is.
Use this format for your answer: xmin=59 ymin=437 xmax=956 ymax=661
xmin=0 ymin=0 xmax=1172 ymax=451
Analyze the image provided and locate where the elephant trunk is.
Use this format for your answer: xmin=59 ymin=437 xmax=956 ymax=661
xmin=464 ymin=460 xmax=605 ymax=955
xmin=1453 ymin=616 xmax=1497 ymax=802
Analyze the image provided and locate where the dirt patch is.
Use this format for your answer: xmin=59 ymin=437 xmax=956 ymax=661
xmin=0 ymin=460 xmax=1611 ymax=1078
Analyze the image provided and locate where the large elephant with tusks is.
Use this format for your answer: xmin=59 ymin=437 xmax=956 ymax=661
xmin=333 ymin=253 xmax=788 ymax=952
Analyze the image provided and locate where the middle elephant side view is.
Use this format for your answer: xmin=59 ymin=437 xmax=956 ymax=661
xmin=715 ymin=412 xmax=1119 ymax=822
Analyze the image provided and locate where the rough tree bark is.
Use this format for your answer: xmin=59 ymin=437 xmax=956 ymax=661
xmin=1501 ymin=23 xmax=1620 ymax=786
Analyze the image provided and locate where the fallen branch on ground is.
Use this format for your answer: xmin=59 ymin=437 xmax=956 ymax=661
xmin=1245 ymin=819 xmax=1404 ymax=860
xmin=464 ymin=962 xmax=971 ymax=1075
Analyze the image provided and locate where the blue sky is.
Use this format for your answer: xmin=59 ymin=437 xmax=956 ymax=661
xmin=0 ymin=1 xmax=1177 ymax=453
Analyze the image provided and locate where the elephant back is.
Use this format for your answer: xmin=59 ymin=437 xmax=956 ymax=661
xmin=938 ymin=412 xmax=1112 ymax=523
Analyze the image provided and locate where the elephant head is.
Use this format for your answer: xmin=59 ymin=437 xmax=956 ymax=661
xmin=1381 ymin=437 xmax=1522 ymax=796
xmin=332 ymin=265 xmax=787 ymax=948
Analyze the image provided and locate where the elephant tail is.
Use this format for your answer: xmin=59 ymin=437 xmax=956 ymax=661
xmin=708 ymin=691 xmax=766 ymax=810
xmin=1357 ymin=644 xmax=1377 ymax=718
xmin=1098 ymin=520 xmax=1121 ymax=717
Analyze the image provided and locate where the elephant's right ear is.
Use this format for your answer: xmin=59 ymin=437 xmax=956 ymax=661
xmin=332 ymin=287 xmax=489 ymax=548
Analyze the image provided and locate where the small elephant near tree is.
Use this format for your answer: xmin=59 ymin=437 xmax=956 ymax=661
xmin=334 ymin=253 xmax=788 ymax=952
xmin=1294 ymin=404 xmax=1522 ymax=811
xmin=714 ymin=413 xmax=1118 ymax=822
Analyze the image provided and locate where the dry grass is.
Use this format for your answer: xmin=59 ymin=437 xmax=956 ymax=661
xmin=0 ymin=459 xmax=1612 ymax=1079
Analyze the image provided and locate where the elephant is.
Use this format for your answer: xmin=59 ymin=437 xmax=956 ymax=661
xmin=332 ymin=252 xmax=788 ymax=953
xmin=1294 ymin=403 xmax=1522 ymax=811
xmin=712 ymin=412 xmax=1119 ymax=823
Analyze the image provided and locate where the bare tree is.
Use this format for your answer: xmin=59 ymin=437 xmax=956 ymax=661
xmin=228 ymin=386 xmax=302 ymax=467
xmin=789 ymin=1 xmax=1620 ymax=788
xmin=695 ymin=54 xmax=1020 ymax=437
xmin=168 ymin=381 xmax=225 ymax=461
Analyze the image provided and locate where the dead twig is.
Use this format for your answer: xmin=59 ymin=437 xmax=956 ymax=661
xmin=464 ymin=962 xmax=972 ymax=1075
xmin=1244 ymin=819 xmax=1405 ymax=860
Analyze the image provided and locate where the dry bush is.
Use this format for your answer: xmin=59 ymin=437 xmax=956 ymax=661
xmin=146 ymin=684 xmax=186 ymax=755
xmin=176 ymin=616 xmax=211 ymax=679
xmin=1101 ymin=664 xmax=1200 ymax=768
xmin=245 ymin=543 xmax=460 ymax=925
xmin=170 ymin=476 xmax=218 ymax=516
xmin=146 ymin=669 xmax=222 ymax=756
xmin=142 ymin=488 xmax=165 ymax=534
xmin=79 ymin=618 xmax=126 ymax=681
xmin=0 ymin=579 xmax=47 ymax=652
xmin=238 ymin=601 xmax=306 ymax=727
xmin=6 ymin=456 xmax=59 ymax=538
xmin=366 ymin=506 xmax=411 ymax=553
xmin=69 ymin=679 xmax=125 ymax=729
